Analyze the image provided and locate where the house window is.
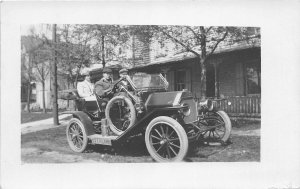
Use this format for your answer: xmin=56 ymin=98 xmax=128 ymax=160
xmin=245 ymin=61 xmax=261 ymax=95
xmin=175 ymin=70 xmax=186 ymax=91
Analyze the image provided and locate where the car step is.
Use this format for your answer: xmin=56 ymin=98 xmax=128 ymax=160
xmin=88 ymin=134 xmax=118 ymax=146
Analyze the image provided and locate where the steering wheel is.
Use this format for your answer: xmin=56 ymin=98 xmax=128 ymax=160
xmin=104 ymin=79 xmax=121 ymax=96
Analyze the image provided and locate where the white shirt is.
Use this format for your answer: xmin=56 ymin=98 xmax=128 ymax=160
xmin=77 ymin=80 xmax=94 ymax=98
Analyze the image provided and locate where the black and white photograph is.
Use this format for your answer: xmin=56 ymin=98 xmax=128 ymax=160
xmin=20 ymin=24 xmax=261 ymax=163
xmin=1 ymin=1 xmax=300 ymax=189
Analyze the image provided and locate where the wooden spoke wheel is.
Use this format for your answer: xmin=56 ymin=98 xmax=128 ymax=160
xmin=66 ymin=118 xmax=88 ymax=153
xmin=105 ymin=96 xmax=136 ymax=135
xmin=200 ymin=111 xmax=232 ymax=143
xmin=145 ymin=116 xmax=188 ymax=162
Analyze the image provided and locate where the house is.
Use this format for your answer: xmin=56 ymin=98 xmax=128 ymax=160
xmin=129 ymin=36 xmax=261 ymax=118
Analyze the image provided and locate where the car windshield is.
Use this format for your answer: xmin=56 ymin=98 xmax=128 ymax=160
xmin=131 ymin=73 xmax=168 ymax=89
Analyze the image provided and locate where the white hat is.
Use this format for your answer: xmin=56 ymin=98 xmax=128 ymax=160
xmin=81 ymin=68 xmax=91 ymax=76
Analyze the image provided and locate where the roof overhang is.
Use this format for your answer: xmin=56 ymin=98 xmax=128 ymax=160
xmin=130 ymin=42 xmax=261 ymax=71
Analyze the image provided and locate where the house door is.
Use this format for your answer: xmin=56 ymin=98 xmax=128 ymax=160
xmin=206 ymin=64 xmax=215 ymax=97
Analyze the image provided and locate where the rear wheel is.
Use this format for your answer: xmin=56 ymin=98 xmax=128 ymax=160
xmin=201 ymin=110 xmax=232 ymax=143
xmin=145 ymin=116 xmax=188 ymax=162
xmin=66 ymin=118 xmax=88 ymax=153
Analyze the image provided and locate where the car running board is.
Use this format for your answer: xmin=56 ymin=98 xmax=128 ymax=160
xmin=88 ymin=134 xmax=118 ymax=146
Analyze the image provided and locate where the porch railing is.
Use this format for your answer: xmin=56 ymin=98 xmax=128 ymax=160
xmin=214 ymin=96 xmax=261 ymax=118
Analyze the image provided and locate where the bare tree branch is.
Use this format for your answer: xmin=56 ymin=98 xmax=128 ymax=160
xmin=207 ymin=29 xmax=229 ymax=58
xmin=185 ymin=26 xmax=202 ymax=43
xmin=33 ymin=61 xmax=44 ymax=81
xmin=206 ymin=26 xmax=213 ymax=34
xmin=159 ymin=28 xmax=200 ymax=57
xmin=44 ymin=63 xmax=50 ymax=78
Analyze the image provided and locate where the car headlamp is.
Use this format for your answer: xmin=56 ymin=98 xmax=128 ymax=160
xmin=198 ymin=99 xmax=214 ymax=111
xmin=182 ymin=103 xmax=191 ymax=116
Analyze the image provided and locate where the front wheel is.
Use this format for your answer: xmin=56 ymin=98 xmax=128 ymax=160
xmin=145 ymin=116 xmax=188 ymax=162
xmin=66 ymin=118 xmax=88 ymax=153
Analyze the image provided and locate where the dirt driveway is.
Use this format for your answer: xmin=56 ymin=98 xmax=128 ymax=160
xmin=21 ymin=122 xmax=260 ymax=163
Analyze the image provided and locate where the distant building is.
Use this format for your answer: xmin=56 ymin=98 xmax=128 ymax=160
xmin=21 ymin=35 xmax=72 ymax=110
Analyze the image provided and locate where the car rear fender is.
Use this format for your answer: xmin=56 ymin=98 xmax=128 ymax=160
xmin=62 ymin=111 xmax=95 ymax=136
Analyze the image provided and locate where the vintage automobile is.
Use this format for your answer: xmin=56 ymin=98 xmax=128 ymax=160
xmin=62 ymin=72 xmax=232 ymax=162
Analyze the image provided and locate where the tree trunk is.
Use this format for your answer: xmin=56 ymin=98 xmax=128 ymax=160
xmin=74 ymin=64 xmax=82 ymax=87
xmin=26 ymin=82 xmax=31 ymax=112
xmin=42 ymin=81 xmax=46 ymax=113
xmin=199 ymin=26 xmax=207 ymax=100
xmin=199 ymin=59 xmax=207 ymax=100
xmin=101 ymin=35 xmax=105 ymax=68
xmin=67 ymin=81 xmax=70 ymax=109
xmin=52 ymin=24 xmax=59 ymax=125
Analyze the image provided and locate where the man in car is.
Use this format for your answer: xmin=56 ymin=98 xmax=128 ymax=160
xmin=119 ymin=68 xmax=129 ymax=86
xmin=94 ymin=67 xmax=113 ymax=97
xmin=77 ymin=69 xmax=94 ymax=98
xmin=119 ymin=68 xmax=128 ymax=78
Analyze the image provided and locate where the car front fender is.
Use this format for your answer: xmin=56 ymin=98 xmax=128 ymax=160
xmin=62 ymin=111 xmax=95 ymax=136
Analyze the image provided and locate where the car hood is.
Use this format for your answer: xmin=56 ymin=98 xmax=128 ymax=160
xmin=145 ymin=91 xmax=193 ymax=109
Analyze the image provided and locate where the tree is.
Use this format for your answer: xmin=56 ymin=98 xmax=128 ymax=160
xmin=22 ymin=25 xmax=53 ymax=113
xmin=87 ymin=24 xmax=131 ymax=68
xmin=32 ymin=46 xmax=51 ymax=113
xmin=149 ymin=25 xmax=260 ymax=98
xmin=56 ymin=24 xmax=132 ymax=87
xmin=56 ymin=24 xmax=93 ymax=88
xmin=21 ymin=35 xmax=44 ymax=112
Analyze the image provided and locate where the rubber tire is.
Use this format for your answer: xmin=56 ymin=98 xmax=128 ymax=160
xmin=145 ymin=116 xmax=188 ymax=162
xmin=66 ymin=118 xmax=89 ymax=153
xmin=215 ymin=110 xmax=232 ymax=142
xmin=105 ymin=96 xmax=136 ymax=135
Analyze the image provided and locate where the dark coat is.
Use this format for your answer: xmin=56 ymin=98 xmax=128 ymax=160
xmin=94 ymin=78 xmax=112 ymax=97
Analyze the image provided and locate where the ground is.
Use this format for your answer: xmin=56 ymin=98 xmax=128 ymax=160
xmin=21 ymin=111 xmax=69 ymax=124
xmin=21 ymin=121 xmax=260 ymax=163
xmin=21 ymin=112 xmax=54 ymax=124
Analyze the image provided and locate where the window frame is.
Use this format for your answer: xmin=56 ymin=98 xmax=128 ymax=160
xmin=243 ymin=59 xmax=261 ymax=96
xmin=174 ymin=69 xmax=186 ymax=91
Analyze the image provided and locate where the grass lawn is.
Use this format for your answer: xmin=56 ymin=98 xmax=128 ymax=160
xmin=21 ymin=122 xmax=260 ymax=163
xmin=21 ymin=112 xmax=54 ymax=124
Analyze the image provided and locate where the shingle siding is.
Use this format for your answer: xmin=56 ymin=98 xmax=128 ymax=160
xmin=132 ymin=35 xmax=151 ymax=66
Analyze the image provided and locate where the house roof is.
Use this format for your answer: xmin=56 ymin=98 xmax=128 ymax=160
xmin=131 ymin=40 xmax=261 ymax=70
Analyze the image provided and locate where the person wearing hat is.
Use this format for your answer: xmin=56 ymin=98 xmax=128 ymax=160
xmin=118 ymin=68 xmax=130 ymax=89
xmin=119 ymin=68 xmax=128 ymax=78
xmin=94 ymin=67 xmax=113 ymax=97
xmin=77 ymin=69 xmax=94 ymax=98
